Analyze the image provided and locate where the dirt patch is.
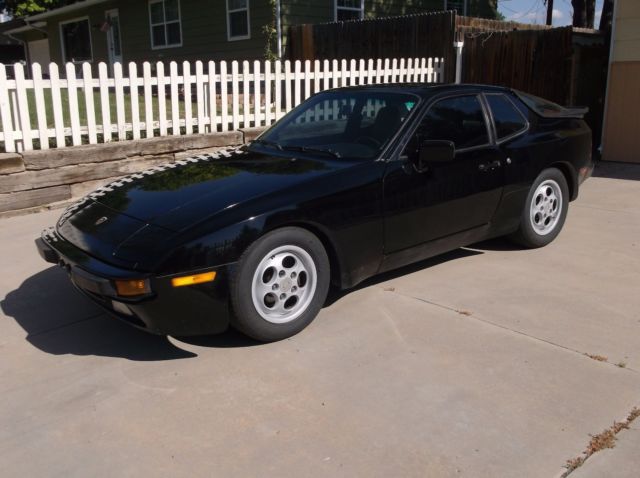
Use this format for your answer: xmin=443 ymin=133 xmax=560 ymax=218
xmin=562 ymin=407 xmax=640 ymax=476
xmin=584 ymin=353 xmax=608 ymax=362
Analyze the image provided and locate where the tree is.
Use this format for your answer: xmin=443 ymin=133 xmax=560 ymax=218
xmin=599 ymin=0 xmax=614 ymax=31
xmin=0 ymin=0 xmax=64 ymax=17
xmin=571 ymin=0 xmax=596 ymax=28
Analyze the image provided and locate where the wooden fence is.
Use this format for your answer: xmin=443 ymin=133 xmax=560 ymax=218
xmin=458 ymin=26 xmax=607 ymax=140
xmin=0 ymin=57 xmax=445 ymax=153
xmin=288 ymin=11 xmax=457 ymax=83
xmin=460 ymin=27 xmax=574 ymax=105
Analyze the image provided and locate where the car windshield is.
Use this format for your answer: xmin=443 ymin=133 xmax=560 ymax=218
xmin=253 ymin=90 xmax=420 ymax=159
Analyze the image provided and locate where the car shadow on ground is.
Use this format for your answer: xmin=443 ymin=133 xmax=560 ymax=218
xmin=324 ymin=247 xmax=484 ymax=307
xmin=3 ymin=246 xmax=492 ymax=357
xmin=1 ymin=266 xmax=205 ymax=361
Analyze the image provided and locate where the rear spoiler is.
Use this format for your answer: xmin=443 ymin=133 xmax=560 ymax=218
xmin=543 ymin=106 xmax=589 ymax=119
xmin=512 ymin=90 xmax=588 ymax=119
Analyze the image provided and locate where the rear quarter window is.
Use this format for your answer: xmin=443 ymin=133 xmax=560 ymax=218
xmin=486 ymin=94 xmax=528 ymax=140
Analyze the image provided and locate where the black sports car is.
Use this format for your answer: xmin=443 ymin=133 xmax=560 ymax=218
xmin=36 ymin=84 xmax=593 ymax=341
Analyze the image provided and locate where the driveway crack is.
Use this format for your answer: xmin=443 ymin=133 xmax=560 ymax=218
xmin=384 ymin=288 xmax=639 ymax=374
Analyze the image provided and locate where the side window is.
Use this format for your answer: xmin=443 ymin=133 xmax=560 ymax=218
xmin=417 ymin=95 xmax=489 ymax=150
xmin=486 ymin=94 xmax=528 ymax=140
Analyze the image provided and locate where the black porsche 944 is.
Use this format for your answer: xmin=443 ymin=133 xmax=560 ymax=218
xmin=36 ymin=84 xmax=593 ymax=341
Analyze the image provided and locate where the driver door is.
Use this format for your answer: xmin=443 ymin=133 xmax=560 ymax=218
xmin=383 ymin=94 xmax=504 ymax=253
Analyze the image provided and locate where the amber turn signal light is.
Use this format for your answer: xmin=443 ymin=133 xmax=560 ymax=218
xmin=114 ymin=279 xmax=151 ymax=297
xmin=171 ymin=271 xmax=217 ymax=288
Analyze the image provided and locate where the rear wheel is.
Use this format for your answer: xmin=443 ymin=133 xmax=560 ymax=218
xmin=510 ymin=168 xmax=569 ymax=248
xmin=230 ymin=227 xmax=330 ymax=342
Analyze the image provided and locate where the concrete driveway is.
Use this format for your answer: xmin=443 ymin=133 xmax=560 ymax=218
xmin=1 ymin=162 xmax=639 ymax=477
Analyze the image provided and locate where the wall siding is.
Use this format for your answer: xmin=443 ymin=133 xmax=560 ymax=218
xmin=602 ymin=0 xmax=640 ymax=162
xmin=40 ymin=0 xmax=273 ymax=70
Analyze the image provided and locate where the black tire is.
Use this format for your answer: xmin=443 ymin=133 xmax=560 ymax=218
xmin=509 ymin=168 xmax=570 ymax=248
xmin=230 ymin=227 xmax=330 ymax=342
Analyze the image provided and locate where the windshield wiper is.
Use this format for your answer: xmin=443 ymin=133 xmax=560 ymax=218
xmin=281 ymin=145 xmax=341 ymax=158
xmin=250 ymin=139 xmax=283 ymax=151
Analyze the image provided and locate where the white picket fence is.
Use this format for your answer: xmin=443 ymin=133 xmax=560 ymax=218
xmin=0 ymin=57 xmax=445 ymax=153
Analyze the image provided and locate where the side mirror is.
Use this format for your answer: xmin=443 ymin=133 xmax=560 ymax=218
xmin=416 ymin=140 xmax=455 ymax=171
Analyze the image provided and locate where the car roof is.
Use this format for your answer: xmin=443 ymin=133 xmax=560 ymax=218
xmin=330 ymin=83 xmax=512 ymax=98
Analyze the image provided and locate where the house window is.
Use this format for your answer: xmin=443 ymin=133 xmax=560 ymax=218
xmin=60 ymin=17 xmax=93 ymax=63
xmin=149 ymin=0 xmax=182 ymax=49
xmin=227 ymin=0 xmax=250 ymax=40
xmin=335 ymin=0 xmax=364 ymax=21
xmin=444 ymin=0 xmax=467 ymax=15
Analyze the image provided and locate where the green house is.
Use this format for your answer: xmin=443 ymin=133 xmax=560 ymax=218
xmin=5 ymin=0 xmax=497 ymax=72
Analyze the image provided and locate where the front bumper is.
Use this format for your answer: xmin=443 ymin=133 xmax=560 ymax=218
xmin=36 ymin=228 xmax=233 ymax=336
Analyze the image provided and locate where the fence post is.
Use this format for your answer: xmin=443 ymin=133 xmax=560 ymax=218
xmin=264 ymin=60 xmax=272 ymax=126
xmin=454 ymin=41 xmax=464 ymax=84
xmin=169 ymin=61 xmax=180 ymax=136
xmin=129 ymin=62 xmax=141 ymax=140
xmin=183 ymin=61 xmax=193 ymax=135
xmin=114 ymin=62 xmax=126 ymax=140
xmin=0 ymin=64 xmax=16 ymax=152
xmin=82 ymin=63 xmax=97 ymax=145
xmin=32 ymin=63 xmax=49 ymax=149
xmin=242 ymin=60 xmax=250 ymax=129
xmin=253 ymin=60 xmax=261 ymax=127
xmin=14 ymin=63 xmax=33 ymax=151
xmin=195 ymin=60 xmax=206 ymax=133
xmin=208 ymin=61 xmax=217 ymax=133
xmin=143 ymin=62 xmax=154 ymax=138
xmin=98 ymin=62 xmax=112 ymax=142
xmin=231 ymin=61 xmax=239 ymax=130
xmin=157 ymin=62 xmax=167 ymax=136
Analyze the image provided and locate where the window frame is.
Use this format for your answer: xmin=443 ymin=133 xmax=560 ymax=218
xmin=334 ymin=0 xmax=365 ymax=22
xmin=406 ymin=93 xmax=493 ymax=154
xmin=483 ymin=93 xmax=530 ymax=145
xmin=444 ymin=0 xmax=468 ymax=16
xmin=148 ymin=0 xmax=183 ymax=50
xmin=59 ymin=16 xmax=93 ymax=64
xmin=226 ymin=0 xmax=251 ymax=41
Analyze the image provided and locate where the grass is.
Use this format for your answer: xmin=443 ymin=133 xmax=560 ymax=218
xmin=21 ymin=89 xmax=199 ymax=130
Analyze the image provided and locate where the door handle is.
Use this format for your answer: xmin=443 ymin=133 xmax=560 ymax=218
xmin=479 ymin=160 xmax=501 ymax=172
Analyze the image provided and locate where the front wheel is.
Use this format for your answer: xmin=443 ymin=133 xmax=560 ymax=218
xmin=509 ymin=168 xmax=569 ymax=248
xmin=230 ymin=227 xmax=330 ymax=342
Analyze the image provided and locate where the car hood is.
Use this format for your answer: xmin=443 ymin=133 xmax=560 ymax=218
xmin=91 ymin=148 xmax=345 ymax=231
xmin=56 ymin=148 xmax=350 ymax=269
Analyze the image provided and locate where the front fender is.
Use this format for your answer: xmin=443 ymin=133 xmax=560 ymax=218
xmin=154 ymin=161 xmax=386 ymax=287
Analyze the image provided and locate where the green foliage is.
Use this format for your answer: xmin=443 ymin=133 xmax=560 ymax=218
xmin=262 ymin=0 xmax=278 ymax=61
xmin=2 ymin=0 xmax=64 ymax=17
